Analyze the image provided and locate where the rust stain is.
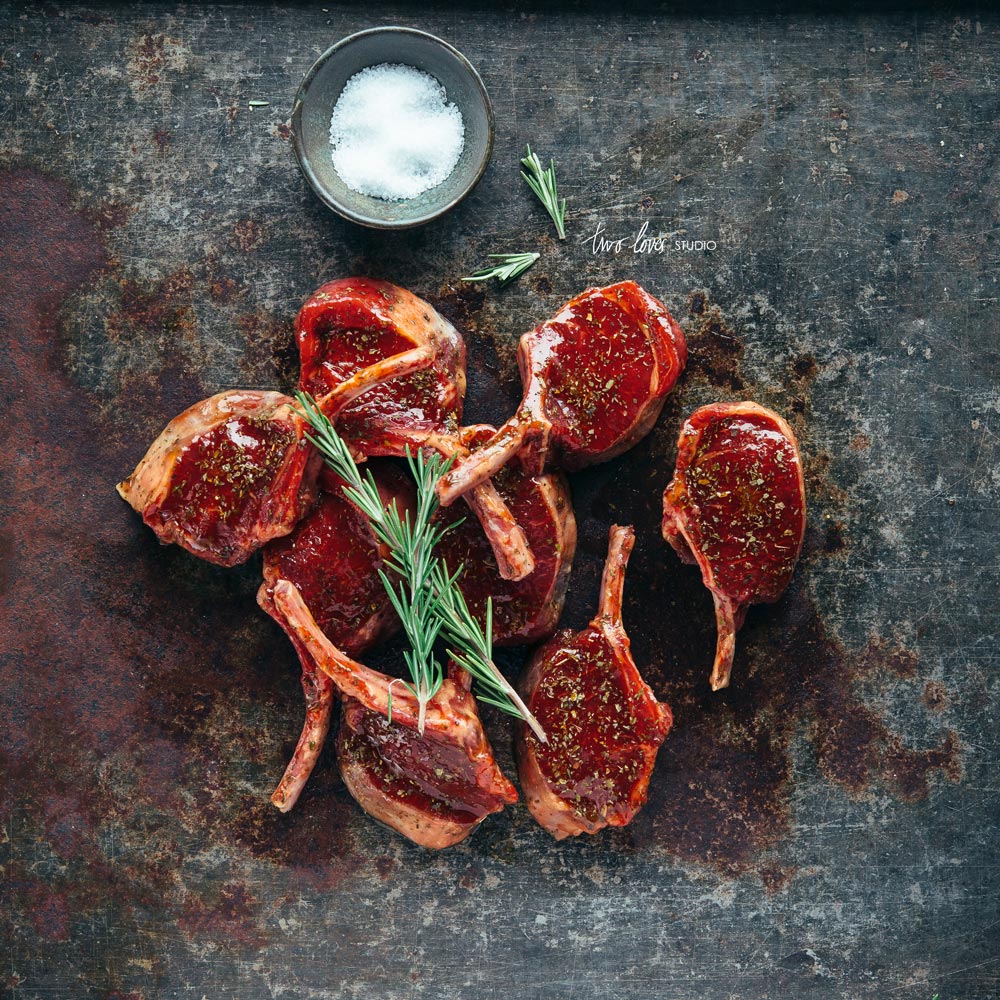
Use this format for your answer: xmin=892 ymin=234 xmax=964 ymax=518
xmin=128 ymin=34 xmax=182 ymax=93
xmin=177 ymin=883 xmax=268 ymax=950
xmin=929 ymin=63 xmax=958 ymax=80
xmin=822 ymin=519 xmax=847 ymax=554
xmin=91 ymin=264 xmax=206 ymax=436
xmin=759 ymin=862 xmax=798 ymax=895
xmin=923 ymin=680 xmax=950 ymax=714
xmin=236 ymin=311 xmax=298 ymax=387
xmin=8 ymin=880 xmax=72 ymax=942
xmin=531 ymin=272 xmax=552 ymax=295
xmin=233 ymin=217 xmax=264 ymax=253
xmin=274 ymin=122 xmax=292 ymax=141
xmin=860 ymin=637 xmax=920 ymax=679
xmin=791 ymin=353 xmax=819 ymax=383
xmin=0 ymin=167 xmax=366 ymax=950
xmin=803 ymin=449 xmax=849 ymax=505
xmin=116 ymin=267 xmax=196 ymax=339
xmin=681 ymin=290 xmax=746 ymax=392
xmin=374 ymin=856 xmax=397 ymax=880
xmin=633 ymin=577 xmax=961 ymax=877
xmin=81 ymin=199 xmax=134 ymax=232
xmin=209 ymin=275 xmax=239 ymax=302
xmin=433 ymin=279 xmax=486 ymax=333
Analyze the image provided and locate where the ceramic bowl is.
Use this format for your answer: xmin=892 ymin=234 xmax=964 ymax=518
xmin=291 ymin=27 xmax=494 ymax=229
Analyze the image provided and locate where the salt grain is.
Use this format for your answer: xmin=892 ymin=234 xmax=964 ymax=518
xmin=329 ymin=63 xmax=465 ymax=201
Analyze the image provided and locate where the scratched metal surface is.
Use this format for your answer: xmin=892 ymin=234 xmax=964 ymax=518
xmin=1 ymin=3 xmax=998 ymax=998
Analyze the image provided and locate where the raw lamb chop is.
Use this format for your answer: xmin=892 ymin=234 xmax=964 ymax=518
xmin=271 ymin=579 xmax=517 ymax=849
xmin=516 ymin=525 xmax=673 ymax=840
xmin=257 ymin=463 xmax=414 ymax=812
xmin=437 ymin=281 xmax=687 ymax=505
xmin=661 ymin=401 xmax=806 ymax=691
xmin=434 ymin=425 xmax=577 ymax=646
xmin=336 ymin=664 xmax=514 ymax=850
xmin=297 ymin=277 xmax=534 ymax=581
xmin=117 ymin=345 xmax=432 ymax=567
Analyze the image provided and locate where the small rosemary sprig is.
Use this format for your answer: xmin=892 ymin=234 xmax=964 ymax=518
xmin=431 ymin=561 xmax=546 ymax=742
xmin=294 ymin=392 xmax=546 ymax=742
xmin=521 ymin=144 xmax=566 ymax=239
xmin=461 ymin=251 xmax=539 ymax=285
xmin=294 ymin=392 xmax=447 ymax=732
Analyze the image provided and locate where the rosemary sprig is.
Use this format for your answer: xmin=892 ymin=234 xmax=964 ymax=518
xmin=293 ymin=392 xmax=546 ymax=742
xmin=431 ymin=561 xmax=546 ymax=742
xmin=461 ymin=251 xmax=539 ymax=285
xmin=521 ymin=144 xmax=566 ymax=239
xmin=294 ymin=392 xmax=447 ymax=731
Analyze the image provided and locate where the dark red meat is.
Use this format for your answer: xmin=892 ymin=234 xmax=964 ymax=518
xmin=516 ymin=525 xmax=673 ymax=840
xmin=117 ymin=345 xmax=433 ymax=566
xmin=297 ymin=277 xmax=535 ymax=581
xmin=257 ymin=463 xmax=414 ymax=811
xmin=662 ymin=401 xmax=806 ymax=690
xmin=438 ymin=281 xmax=687 ymax=505
xmin=298 ymin=277 xmax=464 ymax=455
xmin=435 ymin=425 xmax=577 ymax=646
xmin=337 ymin=664 xmax=517 ymax=849
xmin=271 ymin=580 xmax=517 ymax=849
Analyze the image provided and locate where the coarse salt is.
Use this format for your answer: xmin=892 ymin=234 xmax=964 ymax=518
xmin=329 ymin=63 xmax=465 ymax=201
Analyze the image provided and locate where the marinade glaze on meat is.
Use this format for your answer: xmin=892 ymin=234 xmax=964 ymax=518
xmin=336 ymin=663 xmax=517 ymax=850
xmin=296 ymin=277 xmax=535 ymax=581
xmin=434 ymin=425 xmax=577 ymax=647
xmin=662 ymin=401 xmax=806 ymax=691
xmin=516 ymin=525 xmax=673 ymax=840
xmin=117 ymin=345 xmax=433 ymax=566
xmin=272 ymin=581 xmax=517 ymax=849
xmin=437 ymin=281 xmax=687 ymax=504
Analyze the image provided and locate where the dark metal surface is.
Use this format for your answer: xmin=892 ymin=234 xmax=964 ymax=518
xmin=1 ymin=4 xmax=997 ymax=998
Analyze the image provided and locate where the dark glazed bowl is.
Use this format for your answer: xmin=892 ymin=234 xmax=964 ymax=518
xmin=292 ymin=27 xmax=494 ymax=230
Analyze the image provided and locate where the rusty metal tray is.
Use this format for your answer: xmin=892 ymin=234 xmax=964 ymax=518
xmin=2 ymin=4 xmax=997 ymax=998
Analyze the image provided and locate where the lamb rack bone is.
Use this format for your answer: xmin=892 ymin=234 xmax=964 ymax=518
xmin=433 ymin=423 xmax=577 ymax=648
xmin=258 ymin=463 xmax=413 ymax=812
xmin=274 ymin=579 xmax=480 ymax=744
xmin=336 ymin=661 xmax=517 ymax=850
xmin=515 ymin=524 xmax=673 ymax=840
xmin=272 ymin=579 xmax=518 ymax=849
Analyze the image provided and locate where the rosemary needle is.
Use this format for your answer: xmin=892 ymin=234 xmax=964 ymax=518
xmin=461 ymin=251 xmax=539 ymax=285
xmin=293 ymin=392 xmax=546 ymax=742
xmin=521 ymin=144 xmax=567 ymax=240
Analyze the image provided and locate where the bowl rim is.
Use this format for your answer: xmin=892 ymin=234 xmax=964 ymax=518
xmin=291 ymin=26 xmax=495 ymax=230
